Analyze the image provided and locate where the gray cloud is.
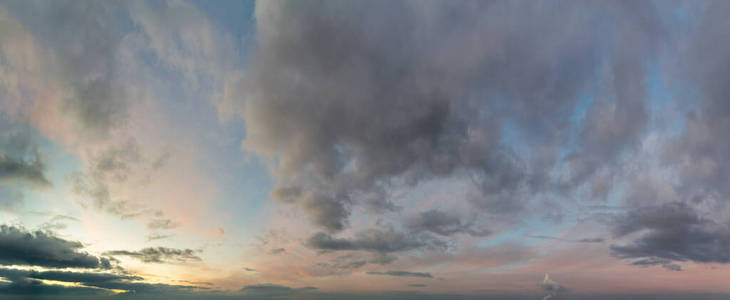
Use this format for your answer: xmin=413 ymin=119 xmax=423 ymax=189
xmin=528 ymin=235 xmax=604 ymax=244
xmin=306 ymin=228 xmax=444 ymax=254
xmin=631 ymin=257 xmax=682 ymax=272
xmin=232 ymin=0 xmax=664 ymax=233
xmin=0 ymin=225 xmax=110 ymax=269
xmin=0 ymin=267 xmax=213 ymax=297
xmin=540 ymin=274 xmax=566 ymax=299
xmin=70 ymin=140 xmax=143 ymax=213
xmin=610 ymin=202 xmax=730 ymax=265
xmin=0 ymin=268 xmax=141 ymax=284
xmin=408 ymin=284 xmax=427 ymax=287
xmin=146 ymin=218 xmax=180 ymax=230
xmin=269 ymin=248 xmax=286 ymax=255
xmin=406 ymin=209 xmax=489 ymax=237
xmin=103 ymin=247 xmax=201 ymax=264
xmin=366 ymin=271 xmax=433 ymax=278
xmin=4 ymin=0 xmax=129 ymax=140
xmin=146 ymin=233 xmax=174 ymax=242
xmin=315 ymin=253 xmax=395 ymax=270
xmin=0 ymin=123 xmax=51 ymax=188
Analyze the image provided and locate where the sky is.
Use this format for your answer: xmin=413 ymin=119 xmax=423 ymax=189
xmin=1 ymin=0 xmax=730 ymax=299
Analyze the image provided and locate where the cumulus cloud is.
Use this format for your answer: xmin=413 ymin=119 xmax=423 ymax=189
xmin=0 ymin=266 xmax=210 ymax=296
xmin=229 ymin=0 xmax=665 ymax=234
xmin=103 ymin=247 xmax=201 ymax=264
xmin=0 ymin=225 xmax=110 ymax=269
xmin=366 ymin=270 xmax=433 ymax=278
xmin=540 ymin=273 xmax=566 ymax=299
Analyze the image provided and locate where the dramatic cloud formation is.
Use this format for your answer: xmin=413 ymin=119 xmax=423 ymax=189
xmin=0 ymin=225 xmax=110 ymax=269
xmin=104 ymin=247 xmax=201 ymax=264
xmin=540 ymin=273 xmax=566 ymax=300
xmin=5 ymin=0 xmax=730 ymax=298
xmin=230 ymin=0 xmax=665 ymax=235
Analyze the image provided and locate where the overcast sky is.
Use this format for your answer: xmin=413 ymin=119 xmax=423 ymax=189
xmin=1 ymin=0 xmax=730 ymax=299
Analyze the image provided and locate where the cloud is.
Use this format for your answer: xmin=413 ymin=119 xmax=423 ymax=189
xmin=39 ymin=214 xmax=81 ymax=232
xmin=269 ymin=248 xmax=286 ymax=255
xmin=10 ymin=1 xmax=129 ymax=140
xmin=629 ymin=257 xmax=683 ymax=271
xmin=528 ymin=235 xmax=604 ymax=244
xmin=103 ymin=247 xmax=201 ymax=264
xmin=146 ymin=218 xmax=180 ymax=230
xmin=0 ymin=225 xmax=110 ymax=269
xmin=0 ymin=267 xmax=213 ymax=297
xmin=228 ymin=0 xmax=665 ymax=233
xmin=0 ymin=122 xmax=51 ymax=188
xmin=306 ymin=228 xmax=444 ymax=254
xmin=366 ymin=271 xmax=433 ymax=278
xmin=540 ymin=273 xmax=566 ymax=299
xmin=406 ymin=209 xmax=490 ymax=237
xmin=408 ymin=284 xmax=427 ymax=287
xmin=70 ymin=139 xmax=145 ymax=213
xmin=315 ymin=253 xmax=395 ymax=270
xmin=610 ymin=202 xmax=730 ymax=265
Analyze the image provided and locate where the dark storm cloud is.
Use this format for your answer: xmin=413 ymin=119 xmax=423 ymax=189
xmin=609 ymin=1 xmax=730 ymax=268
xmin=234 ymin=0 xmax=665 ymax=232
xmin=306 ymin=228 xmax=444 ymax=254
xmin=366 ymin=271 xmax=433 ymax=278
xmin=406 ymin=209 xmax=489 ymax=237
xmin=104 ymin=247 xmax=201 ymax=264
xmin=0 ymin=225 xmax=110 ymax=269
xmin=0 ymin=123 xmax=51 ymax=188
xmin=0 ymin=266 xmax=211 ymax=296
xmin=610 ymin=202 xmax=730 ymax=264
xmin=0 ymin=279 xmax=110 ymax=296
